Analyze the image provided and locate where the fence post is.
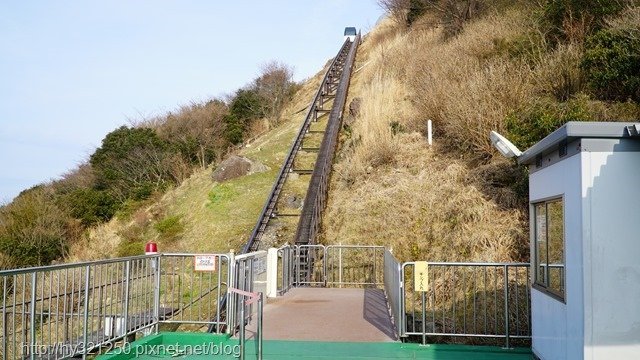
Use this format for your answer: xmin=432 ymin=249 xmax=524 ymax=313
xmin=266 ymin=249 xmax=278 ymax=298
xmin=154 ymin=256 xmax=161 ymax=333
xmin=82 ymin=266 xmax=91 ymax=359
xmin=257 ymin=293 xmax=263 ymax=360
xmin=227 ymin=251 xmax=235 ymax=335
xmin=421 ymin=291 xmax=427 ymax=346
xmin=400 ymin=264 xmax=406 ymax=338
xmin=29 ymin=272 xmax=37 ymax=360
xmin=397 ymin=262 xmax=403 ymax=339
xmin=239 ymin=301 xmax=245 ymax=360
xmin=338 ymin=246 xmax=342 ymax=288
xmin=122 ymin=261 xmax=131 ymax=344
xmin=503 ymin=265 xmax=510 ymax=349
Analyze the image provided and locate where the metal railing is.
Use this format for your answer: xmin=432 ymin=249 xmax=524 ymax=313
xmin=383 ymin=250 xmax=402 ymax=339
xmin=228 ymin=288 xmax=263 ymax=360
xmin=242 ymin=37 xmax=354 ymax=254
xmin=228 ymin=251 xmax=266 ymax=337
xmin=0 ymin=244 xmax=533 ymax=359
xmin=324 ymin=245 xmax=383 ymax=287
xmin=275 ymin=244 xmax=384 ymax=290
xmin=294 ymin=245 xmax=325 ymax=287
xmin=158 ymin=254 xmax=229 ymax=333
xmin=401 ymin=262 xmax=530 ymax=347
xmin=276 ymin=246 xmax=295 ymax=295
xmin=295 ymin=33 xmax=361 ymax=247
xmin=0 ymin=253 xmax=230 ymax=360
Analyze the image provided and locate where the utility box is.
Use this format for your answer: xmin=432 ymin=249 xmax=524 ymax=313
xmin=518 ymin=122 xmax=640 ymax=360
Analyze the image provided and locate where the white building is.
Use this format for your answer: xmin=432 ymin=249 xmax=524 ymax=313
xmin=518 ymin=122 xmax=640 ymax=360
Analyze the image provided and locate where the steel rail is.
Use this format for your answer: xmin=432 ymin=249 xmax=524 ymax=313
xmin=294 ymin=32 xmax=361 ymax=246
xmin=241 ymin=38 xmax=353 ymax=254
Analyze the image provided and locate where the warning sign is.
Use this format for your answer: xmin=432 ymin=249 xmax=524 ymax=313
xmin=194 ymin=255 xmax=217 ymax=272
xmin=414 ymin=261 xmax=429 ymax=292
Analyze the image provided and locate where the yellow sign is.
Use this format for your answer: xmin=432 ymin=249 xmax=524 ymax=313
xmin=414 ymin=261 xmax=429 ymax=292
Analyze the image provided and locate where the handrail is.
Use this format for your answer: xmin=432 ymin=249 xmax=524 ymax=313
xmin=0 ymin=254 xmax=158 ymax=276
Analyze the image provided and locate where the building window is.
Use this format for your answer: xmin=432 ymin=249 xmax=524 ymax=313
xmin=534 ymin=198 xmax=565 ymax=299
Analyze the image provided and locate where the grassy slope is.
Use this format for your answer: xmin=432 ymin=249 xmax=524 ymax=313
xmin=67 ymin=68 xmax=326 ymax=261
xmin=321 ymin=4 xmax=638 ymax=263
xmin=320 ymin=15 xmax=530 ymax=263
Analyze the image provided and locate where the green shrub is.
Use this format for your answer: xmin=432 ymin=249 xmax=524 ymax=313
xmin=154 ymin=215 xmax=184 ymax=241
xmin=542 ymin=0 xmax=628 ymax=43
xmin=390 ymin=121 xmax=406 ymax=135
xmin=223 ymin=113 xmax=245 ymax=145
xmin=207 ymin=184 xmax=238 ymax=206
xmin=505 ymin=95 xmax=595 ymax=149
xmin=0 ymin=188 xmax=70 ymax=266
xmin=222 ymin=89 xmax=268 ymax=144
xmin=229 ymin=89 xmax=266 ymax=122
xmin=116 ymin=238 xmax=145 ymax=257
xmin=64 ymin=188 xmax=116 ymax=226
xmin=90 ymin=126 xmax=174 ymax=204
xmin=581 ymin=29 xmax=640 ymax=102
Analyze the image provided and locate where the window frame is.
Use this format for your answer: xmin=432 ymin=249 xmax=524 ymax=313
xmin=532 ymin=196 xmax=566 ymax=302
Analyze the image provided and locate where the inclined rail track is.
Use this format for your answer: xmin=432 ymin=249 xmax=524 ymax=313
xmin=241 ymin=34 xmax=360 ymax=254
xmin=294 ymin=34 xmax=360 ymax=247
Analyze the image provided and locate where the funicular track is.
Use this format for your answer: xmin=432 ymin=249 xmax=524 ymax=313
xmin=241 ymin=33 xmax=361 ymax=254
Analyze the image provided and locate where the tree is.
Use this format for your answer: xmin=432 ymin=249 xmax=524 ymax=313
xmin=158 ymin=99 xmax=228 ymax=168
xmin=223 ymin=89 xmax=267 ymax=144
xmin=90 ymin=126 xmax=174 ymax=202
xmin=254 ymin=61 xmax=295 ymax=125
xmin=378 ymin=0 xmax=411 ymax=25
xmin=379 ymin=0 xmax=483 ymax=34
xmin=0 ymin=187 xmax=71 ymax=266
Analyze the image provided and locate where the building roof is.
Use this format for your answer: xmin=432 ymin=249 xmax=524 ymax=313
xmin=518 ymin=122 xmax=640 ymax=165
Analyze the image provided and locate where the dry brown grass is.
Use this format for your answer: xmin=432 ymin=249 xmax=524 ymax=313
xmin=326 ymin=134 xmax=527 ymax=263
xmin=322 ymin=9 xmax=532 ymax=263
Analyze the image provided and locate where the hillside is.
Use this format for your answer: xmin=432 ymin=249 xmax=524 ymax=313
xmin=320 ymin=1 xmax=640 ymax=263
xmin=66 ymin=69 xmax=327 ymax=261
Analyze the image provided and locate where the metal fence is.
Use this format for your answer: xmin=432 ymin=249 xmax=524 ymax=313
xmin=324 ymin=245 xmax=383 ymax=287
xmin=276 ymin=246 xmax=295 ymax=295
xmin=227 ymin=251 xmax=266 ymax=337
xmin=383 ymin=250 xmax=402 ymax=339
xmin=401 ymin=262 xmax=530 ymax=347
xmin=0 ymin=245 xmax=532 ymax=359
xmin=228 ymin=288 xmax=263 ymax=360
xmin=276 ymin=244 xmax=384 ymax=290
xmin=0 ymin=253 xmax=230 ymax=360
xmin=158 ymin=254 xmax=229 ymax=333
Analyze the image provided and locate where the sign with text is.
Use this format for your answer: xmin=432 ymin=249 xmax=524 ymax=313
xmin=194 ymin=255 xmax=217 ymax=272
xmin=414 ymin=261 xmax=429 ymax=292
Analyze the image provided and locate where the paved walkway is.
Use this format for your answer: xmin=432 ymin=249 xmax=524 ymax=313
xmin=247 ymin=287 xmax=397 ymax=342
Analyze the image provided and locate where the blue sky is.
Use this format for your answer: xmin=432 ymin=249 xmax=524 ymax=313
xmin=0 ymin=1 xmax=384 ymax=202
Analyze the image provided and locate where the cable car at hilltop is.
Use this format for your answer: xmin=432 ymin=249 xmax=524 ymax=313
xmin=344 ymin=27 xmax=356 ymax=42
